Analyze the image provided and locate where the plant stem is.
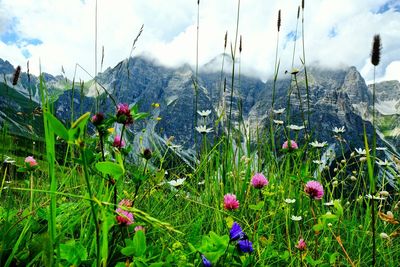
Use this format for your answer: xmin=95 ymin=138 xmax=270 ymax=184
xmin=81 ymin=146 xmax=101 ymax=267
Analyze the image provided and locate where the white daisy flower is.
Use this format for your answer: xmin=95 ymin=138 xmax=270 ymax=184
xmin=332 ymin=126 xmax=346 ymax=134
xmin=273 ymin=120 xmax=284 ymax=125
xmin=3 ymin=156 xmax=16 ymax=164
xmin=291 ymin=215 xmax=302 ymax=221
xmin=284 ymin=199 xmax=296 ymax=204
xmin=273 ymin=108 xmax=285 ymax=114
xmin=376 ymin=159 xmax=389 ymax=166
xmin=287 ymin=124 xmax=305 ymax=131
xmin=310 ymin=141 xmax=328 ymax=148
xmin=195 ymin=125 xmax=213 ymax=134
xmin=197 ymin=110 xmax=212 ymax=117
xmin=380 ymin=232 xmax=389 ymax=239
xmin=355 ymin=148 xmax=368 ymax=156
xmin=167 ymin=178 xmax=186 ymax=187
xmin=366 ymin=194 xmax=386 ymax=200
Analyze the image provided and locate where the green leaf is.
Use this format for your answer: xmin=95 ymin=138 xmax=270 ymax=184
xmin=59 ymin=240 xmax=87 ymax=265
xmin=133 ymin=230 xmax=147 ymax=257
xmin=279 ymin=250 xmax=290 ymax=261
xmin=305 ymin=255 xmax=324 ymax=267
xmin=69 ymin=112 xmax=90 ymax=141
xmin=133 ymin=112 xmax=149 ymax=121
xmin=313 ymin=223 xmax=324 ymax=232
xmin=45 ymin=112 xmax=69 ymax=141
xmin=96 ymin=162 xmax=124 ymax=178
xmin=121 ymin=245 xmax=135 ymax=257
xmin=197 ymin=232 xmax=229 ymax=263
xmin=17 ymin=167 xmax=27 ymax=172
xmin=130 ymin=103 xmax=139 ymax=114
xmin=320 ymin=213 xmax=338 ymax=220
xmin=71 ymin=112 xmax=91 ymax=129
xmin=249 ymin=201 xmax=264 ymax=211
xmin=121 ymin=231 xmax=147 ymax=257
xmin=333 ymin=200 xmax=343 ymax=218
xmin=329 ymin=252 xmax=340 ymax=264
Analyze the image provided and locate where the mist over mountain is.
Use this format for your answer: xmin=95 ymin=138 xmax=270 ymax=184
xmin=1 ymin=56 xmax=399 ymax=155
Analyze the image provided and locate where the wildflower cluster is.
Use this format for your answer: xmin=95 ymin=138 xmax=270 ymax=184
xmin=116 ymin=103 xmax=134 ymax=125
xmin=115 ymin=199 xmax=134 ymax=226
xmin=251 ymin=173 xmax=269 ymax=189
xmin=224 ymin=194 xmax=239 ymax=210
xmin=230 ymin=222 xmax=254 ymax=253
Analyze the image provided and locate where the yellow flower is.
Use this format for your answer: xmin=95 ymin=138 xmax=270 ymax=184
xmin=108 ymin=128 xmax=115 ymax=134
xmin=156 ymin=117 xmax=162 ymax=121
xmin=152 ymin=103 xmax=160 ymax=108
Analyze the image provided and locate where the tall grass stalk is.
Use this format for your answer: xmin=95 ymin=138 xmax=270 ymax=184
xmin=224 ymin=0 xmax=241 ymax=190
xmin=367 ymin=34 xmax=381 ymax=266
xmin=94 ymin=0 xmax=99 ymax=113
xmin=269 ymin=9 xmax=281 ymax=157
xmin=301 ymin=0 xmax=311 ymax=131
xmin=38 ymin=72 xmax=59 ymax=266
xmin=80 ymin=144 xmax=101 ymax=266
xmin=227 ymin=0 xmax=241 ymax=142
xmin=219 ymin=31 xmax=228 ymax=130
xmin=194 ymin=0 xmax=200 ymax=150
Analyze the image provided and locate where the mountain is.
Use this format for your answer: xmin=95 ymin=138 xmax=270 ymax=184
xmin=366 ymin=80 xmax=400 ymax=149
xmin=0 ymin=58 xmax=72 ymax=139
xmin=1 ymin=56 xmax=399 ymax=155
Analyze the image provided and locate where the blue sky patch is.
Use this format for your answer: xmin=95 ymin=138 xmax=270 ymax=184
xmin=286 ymin=31 xmax=299 ymax=42
xmin=21 ymin=49 xmax=31 ymax=59
xmin=328 ymin=27 xmax=338 ymax=38
xmin=0 ymin=17 xmax=42 ymax=49
xmin=373 ymin=0 xmax=400 ymax=14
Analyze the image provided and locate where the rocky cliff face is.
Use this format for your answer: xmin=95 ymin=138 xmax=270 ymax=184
xmin=366 ymin=80 xmax=400 ymax=149
xmin=1 ymin=56 xmax=398 ymax=153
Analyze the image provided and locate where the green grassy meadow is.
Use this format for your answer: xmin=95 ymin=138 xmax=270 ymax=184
xmin=1 ymin=1 xmax=400 ymax=267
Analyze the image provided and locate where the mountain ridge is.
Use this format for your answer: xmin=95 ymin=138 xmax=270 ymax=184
xmin=0 ymin=56 xmax=399 ymax=153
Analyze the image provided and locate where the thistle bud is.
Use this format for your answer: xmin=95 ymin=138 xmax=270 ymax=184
xmin=277 ymin=10 xmax=281 ymax=32
xmin=371 ymin=34 xmax=381 ymax=66
xmin=143 ymin=148 xmax=152 ymax=160
xmin=12 ymin=65 xmax=21 ymax=86
xmin=224 ymin=31 xmax=228 ymax=49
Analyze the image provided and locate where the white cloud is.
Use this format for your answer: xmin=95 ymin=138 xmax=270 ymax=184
xmin=380 ymin=60 xmax=400 ymax=81
xmin=0 ymin=0 xmax=398 ymax=82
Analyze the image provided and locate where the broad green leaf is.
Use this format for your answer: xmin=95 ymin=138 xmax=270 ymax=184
xmin=313 ymin=223 xmax=324 ymax=232
xmin=60 ymin=240 xmax=87 ymax=265
xmin=69 ymin=112 xmax=90 ymax=141
xmin=329 ymin=252 xmax=340 ymax=264
xmin=249 ymin=201 xmax=264 ymax=211
xmin=96 ymin=162 xmax=124 ymax=178
xmin=321 ymin=213 xmax=338 ymax=220
xmin=71 ymin=112 xmax=91 ymax=129
xmin=45 ymin=112 xmax=69 ymax=141
xmin=305 ymin=255 xmax=324 ymax=267
xmin=333 ymin=200 xmax=343 ymax=218
xmin=279 ymin=250 xmax=290 ymax=260
xmin=121 ymin=231 xmax=147 ymax=257
xmin=133 ymin=112 xmax=149 ymax=121
xmin=133 ymin=230 xmax=147 ymax=257
xmin=130 ymin=103 xmax=139 ymax=114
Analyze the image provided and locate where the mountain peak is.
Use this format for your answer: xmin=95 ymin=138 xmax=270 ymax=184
xmin=0 ymin=58 xmax=16 ymax=75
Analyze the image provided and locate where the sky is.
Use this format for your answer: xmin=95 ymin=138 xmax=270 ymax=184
xmin=0 ymin=0 xmax=399 ymax=83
